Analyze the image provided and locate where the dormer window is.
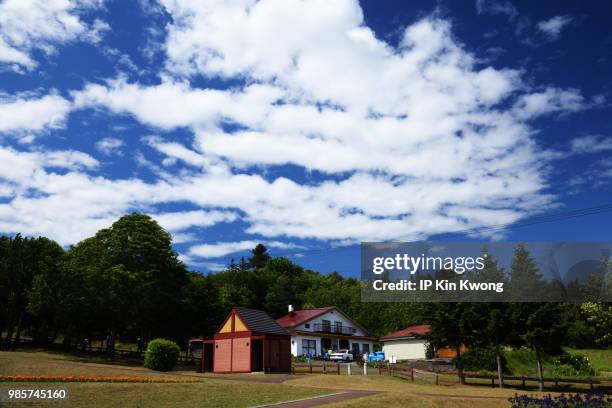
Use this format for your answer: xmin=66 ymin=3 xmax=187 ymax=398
xmin=305 ymin=323 xmax=310 ymax=329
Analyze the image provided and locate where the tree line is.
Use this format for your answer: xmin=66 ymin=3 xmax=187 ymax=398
xmin=0 ymin=213 xmax=610 ymax=391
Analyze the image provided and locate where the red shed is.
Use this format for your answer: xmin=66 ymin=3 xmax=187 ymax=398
xmin=201 ymin=307 xmax=291 ymax=373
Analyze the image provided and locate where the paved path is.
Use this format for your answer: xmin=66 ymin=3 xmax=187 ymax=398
xmin=252 ymin=390 xmax=379 ymax=408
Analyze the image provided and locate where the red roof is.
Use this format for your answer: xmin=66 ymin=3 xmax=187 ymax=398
xmin=381 ymin=324 xmax=431 ymax=340
xmin=276 ymin=307 xmax=335 ymax=328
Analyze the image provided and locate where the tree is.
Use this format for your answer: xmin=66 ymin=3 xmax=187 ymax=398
xmin=424 ymin=303 xmax=473 ymax=384
xmin=469 ymin=252 xmax=512 ymax=387
xmin=469 ymin=303 xmax=513 ymax=387
xmin=103 ymin=214 xmax=187 ymax=342
xmin=249 ymin=244 xmax=270 ymax=269
xmin=509 ymin=243 xmax=546 ymax=301
xmin=512 ymin=303 xmax=567 ymax=391
xmin=580 ymin=302 xmax=612 ymax=347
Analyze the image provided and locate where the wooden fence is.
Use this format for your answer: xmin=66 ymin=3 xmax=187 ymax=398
xmin=292 ymin=362 xmax=340 ymax=375
xmin=7 ymin=338 xmax=197 ymax=365
xmin=392 ymin=366 xmax=611 ymax=392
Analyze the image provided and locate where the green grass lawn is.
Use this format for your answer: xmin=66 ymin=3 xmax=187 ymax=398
xmin=1 ymin=381 xmax=330 ymax=407
xmin=0 ymin=351 xmax=330 ymax=407
xmin=2 ymin=350 xmax=608 ymax=408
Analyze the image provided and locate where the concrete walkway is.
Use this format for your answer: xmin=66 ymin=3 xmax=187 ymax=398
xmin=252 ymin=390 xmax=379 ymax=408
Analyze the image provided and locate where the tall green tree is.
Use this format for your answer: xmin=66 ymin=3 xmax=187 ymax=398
xmin=249 ymin=244 xmax=270 ymax=269
xmin=512 ymin=303 xmax=567 ymax=391
xmin=424 ymin=302 xmax=473 ymax=384
xmin=509 ymin=243 xmax=546 ymax=301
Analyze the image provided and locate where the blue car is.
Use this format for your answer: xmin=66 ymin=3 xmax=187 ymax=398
xmin=368 ymin=351 xmax=385 ymax=362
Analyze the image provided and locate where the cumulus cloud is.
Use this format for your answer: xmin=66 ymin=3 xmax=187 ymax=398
xmin=95 ymin=137 xmax=125 ymax=156
xmin=0 ymin=1 xmax=591 ymax=260
xmin=0 ymin=93 xmax=71 ymax=134
xmin=537 ymin=15 xmax=573 ymax=41
xmin=152 ymin=210 xmax=238 ymax=233
xmin=0 ymin=0 xmax=108 ymax=71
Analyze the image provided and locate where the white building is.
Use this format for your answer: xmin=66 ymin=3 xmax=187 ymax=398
xmin=380 ymin=325 xmax=430 ymax=360
xmin=276 ymin=306 xmax=374 ymax=358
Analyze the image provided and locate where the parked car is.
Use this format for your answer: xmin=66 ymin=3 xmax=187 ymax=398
xmin=368 ymin=351 xmax=385 ymax=362
xmin=329 ymin=349 xmax=353 ymax=362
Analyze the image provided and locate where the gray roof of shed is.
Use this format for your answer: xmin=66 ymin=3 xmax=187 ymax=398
xmin=234 ymin=307 xmax=289 ymax=336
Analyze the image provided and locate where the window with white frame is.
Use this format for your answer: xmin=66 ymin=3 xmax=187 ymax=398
xmin=302 ymin=339 xmax=316 ymax=356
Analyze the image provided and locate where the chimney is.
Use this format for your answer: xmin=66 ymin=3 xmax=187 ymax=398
xmin=288 ymin=304 xmax=295 ymax=315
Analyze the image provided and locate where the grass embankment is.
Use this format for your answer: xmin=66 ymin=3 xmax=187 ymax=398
xmin=504 ymin=347 xmax=612 ymax=379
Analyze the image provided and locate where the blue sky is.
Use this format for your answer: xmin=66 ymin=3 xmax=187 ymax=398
xmin=0 ymin=0 xmax=611 ymax=277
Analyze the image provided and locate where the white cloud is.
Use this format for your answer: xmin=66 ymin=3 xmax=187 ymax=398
xmin=475 ymin=0 xmax=518 ymax=20
xmin=188 ymin=240 xmax=299 ymax=258
xmin=0 ymin=93 xmax=71 ymax=134
xmin=0 ymin=0 xmax=108 ymax=71
xmin=537 ymin=15 xmax=573 ymax=40
xmin=512 ymin=88 xmax=584 ymax=119
xmin=0 ymin=1 xmax=590 ymax=256
xmin=571 ymin=135 xmax=612 ymax=154
xmin=152 ymin=209 xmax=237 ymax=232
xmin=95 ymin=137 xmax=125 ymax=156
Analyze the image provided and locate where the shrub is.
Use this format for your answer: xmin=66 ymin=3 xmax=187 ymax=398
xmin=552 ymin=353 xmax=595 ymax=377
xmin=292 ymin=355 xmax=308 ymax=363
xmin=458 ymin=346 xmax=509 ymax=374
xmin=144 ymin=339 xmax=180 ymax=371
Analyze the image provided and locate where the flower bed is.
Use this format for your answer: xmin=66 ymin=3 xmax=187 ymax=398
xmin=0 ymin=375 xmax=197 ymax=383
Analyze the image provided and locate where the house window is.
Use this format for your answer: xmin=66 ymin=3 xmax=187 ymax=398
xmin=302 ymin=339 xmax=316 ymax=357
xmin=352 ymin=343 xmax=360 ymax=355
xmin=321 ymin=319 xmax=331 ymax=332
xmin=362 ymin=343 xmax=370 ymax=354
xmin=305 ymin=323 xmax=310 ymax=329
xmin=334 ymin=321 xmax=342 ymax=333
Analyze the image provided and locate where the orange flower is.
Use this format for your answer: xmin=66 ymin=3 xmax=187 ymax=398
xmin=0 ymin=375 xmax=195 ymax=383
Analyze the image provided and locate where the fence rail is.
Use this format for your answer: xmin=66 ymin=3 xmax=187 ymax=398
xmin=392 ymin=366 xmax=611 ymax=391
xmin=6 ymin=338 xmax=197 ymax=365
xmin=291 ymin=362 xmax=340 ymax=375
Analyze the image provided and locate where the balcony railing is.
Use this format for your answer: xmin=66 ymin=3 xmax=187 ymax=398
xmin=313 ymin=323 xmax=355 ymax=335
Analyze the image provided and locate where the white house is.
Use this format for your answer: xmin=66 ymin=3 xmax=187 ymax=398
xmin=276 ymin=306 xmax=374 ymax=358
xmin=380 ymin=325 xmax=430 ymax=360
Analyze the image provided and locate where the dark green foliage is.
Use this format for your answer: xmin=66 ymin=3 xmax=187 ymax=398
xmin=459 ymin=346 xmax=509 ymax=373
xmin=144 ymin=338 xmax=181 ymax=371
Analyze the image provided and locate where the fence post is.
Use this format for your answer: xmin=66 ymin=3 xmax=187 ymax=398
xmin=309 ymin=362 xmax=312 ymax=374
xmin=387 ymin=363 xmax=390 ymax=376
xmin=590 ymin=378 xmax=594 ymax=391
xmin=411 ymin=368 xmax=414 ymax=382
xmin=348 ymin=363 xmax=351 ymax=376
xmin=554 ymin=378 xmax=559 ymax=388
xmin=291 ymin=363 xmax=295 ymax=375
xmin=521 ymin=376 xmax=525 ymax=389
xmin=337 ymin=363 xmax=340 ymax=375
xmin=323 ymin=363 xmax=326 ymax=374
xmin=363 ymin=362 xmax=367 ymax=376
xmin=435 ymin=373 xmax=439 ymax=385
xmin=491 ymin=376 xmax=495 ymax=388
xmin=378 ymin=362 xmax=382 ymax=375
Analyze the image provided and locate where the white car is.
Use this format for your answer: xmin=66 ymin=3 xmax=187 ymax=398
xmin=329 ymin=349 xmax=353 ymax=362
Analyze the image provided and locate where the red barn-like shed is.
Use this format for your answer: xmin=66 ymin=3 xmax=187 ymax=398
xmin=201 ymin=307 xmax=291 ymax=373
